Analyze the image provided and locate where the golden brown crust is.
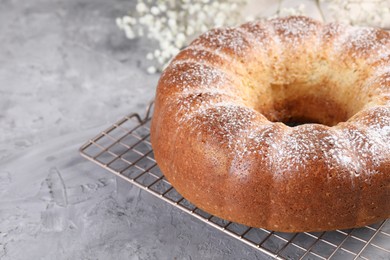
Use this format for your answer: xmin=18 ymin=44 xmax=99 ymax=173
xmin=151 ymin=16 xmax=390 ymax=232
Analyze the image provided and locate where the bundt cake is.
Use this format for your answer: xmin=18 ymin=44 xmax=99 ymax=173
xmin=150 ymin=16 xmax=390 ymax=232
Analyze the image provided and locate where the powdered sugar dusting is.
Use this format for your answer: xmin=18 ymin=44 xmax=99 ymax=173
xmin=162 ymin=60 xmax=227 ymax=93
xmin=361 ymin=70 xmax=390 ymax=97
xmin=240 ymin=21 xmax=270 ymax=41
xmin=348 ymin=28 xmax=389 ymax=54
xmin=320 ymin=132 xmax=363 ymax=177
xmin=176 ymin=101 xmax=276 ymax=169
xmin=175 ymin=104 xmax=269 ymax=179
xmin=252 ymin=125 xmax=362 ymax=179
xmin=181 ymin=104 xmax=258 ymax=153
xmin=322 ymin=23 xmax=345 ymax=41
xmin=228 ymin=123 xmax=281 ymax=177
xmin=333 ymin=26 xmax=390 ymax=60
xmin=353 ymin=106 xmax=390 ymax=131
xmin=343 ymin=108 xmax=389 ymax=173
xmin=182 ymin=45 xmax=247 ymax=75
xmin=173 ymin=90 xmax=239 ymax=120
xmin=343 ymin=125 xmax=388 ymax=169
xmin=236 ymin=25 xmax=268 ymax=49
xmin=157 ymin=16 xmax=390 ymax=181
xmin=369 ymin=51 xmax=390 ymax=67
xmin=191 ymin=27 xmax=250 ymax=55
xmin=185 ymin=45 xmax=232 ymax=63
xmin=268 ymin=16 xmax=319 ymax=47
xmin=273 ymin=126 xmax=321 ymax=175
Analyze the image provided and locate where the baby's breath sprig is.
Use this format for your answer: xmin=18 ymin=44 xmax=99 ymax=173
xmin=321 ymin=0 xmax=390 ymax=28
xmin=116 ymin=0 xmax=247 ymax=73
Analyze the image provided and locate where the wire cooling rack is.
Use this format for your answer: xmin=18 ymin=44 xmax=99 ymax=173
xmin=79 ymin=101 xmax=390 ymax=260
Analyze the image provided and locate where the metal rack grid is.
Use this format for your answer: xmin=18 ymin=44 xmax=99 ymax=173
xmin=79 ymin=102 xmax=390 ymax=260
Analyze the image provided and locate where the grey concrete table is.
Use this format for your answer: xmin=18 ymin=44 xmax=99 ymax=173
xmin=0 ymin=0 xmax=271 ymax=259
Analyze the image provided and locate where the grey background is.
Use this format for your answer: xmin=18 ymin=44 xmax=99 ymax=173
xmin=0 ymin=0 xmax=271 ymax=259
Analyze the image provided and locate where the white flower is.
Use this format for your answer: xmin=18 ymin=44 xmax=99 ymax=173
xmin=146 ymin=53 xmax=154 ymax=60
xmin=160 ymin=39 xmax=170 ymax=50
xmin=139 ymin=14 xmax=153 ymax=25
xmin=186 ymin=25 xmax=194 ymax=35
xmin=166 ymin=10 xmax=177 ymax=19
xmin=175 ymin=33 xmax=186 ymax=48
xmin=147 ymin=66 xmax=157 ymax=74
xmin=169 ymin=47 xmax=180 ymax=56
xmin=116 ymin=17 xmax=124 ymax=29
xmin=124 ymin=27 xmax=135 ymax=39
xmin=215 ymin=12 xmax=227 ymax=27
xmin=154 ymin=49 xmax=161 ymax=57
xmin=136 ymin=2 xmax=148 ymax=13
xmin=158 ymin=3 xmax=167 ymax=12
xmin=168 ymin=18 xmax=177 ymax=28
xmin=161 ymin=50 xmax=171 ymax=59
xmin=123 ymin=16 xmax=136 ymax=25
xmin=150 ymin=6 xmax=160 ymax=15
xmin=197 ymin=11 xmax=206 ymax=21
xmin=321 ymin=0 xmax=390 ymax=28
xmin=200 ymin=24 xmax=208 ymax=32
xmin=157 ymin=56 xmax=165 ymax=64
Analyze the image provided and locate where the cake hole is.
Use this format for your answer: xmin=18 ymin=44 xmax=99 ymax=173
xmin=283 ymin=119 xmax=322 ymax=127
xmin=257 ymin=91 xmax=352 ymax=127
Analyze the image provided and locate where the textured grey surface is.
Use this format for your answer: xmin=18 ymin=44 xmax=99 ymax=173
xmin=0 ymin=0 xmax=271 ymax=259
